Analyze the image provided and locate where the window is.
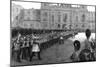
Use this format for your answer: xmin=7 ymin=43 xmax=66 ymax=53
xmin=58 ymin=14 xmax=61 ymax=23
xmin=82 ymin=24 xmax=85 ymax=27
xmin=37 ymin=10 xmax=40 ymax=20
xmin=27 ymin=17 xmax=30 ymax=20
xmin=43 ymin=12 xmax=48 ymax=21
xmin=58 ymin=24 xmax=60 ymax=28
xmin=43 ymin=12 xmax=48 ymax=17
xmin=76 ymin=16 xmax=78 ymax=22
xmin=52 ymin=15 xmax=54 ymax=23
xmin=44 ymin=22 xmax=48 ymax=27
xmin=16 ymin=8 xmax=18 ymax=12
xmin=82 ymin=14 xmax=85 ymax=22
xmin=43 ymin=3 xmax=48 ymax=6
xmin=24 ymin=23 xmax=27 ymax=27
xmin=28 ymin=11 xmax=30 ymax=14
xmin=62 ymin=24 xmax=66 ymax=29
xmin=69 ymin=25 xmax=72 ymax=28
xmin=76 ymin=25 xmax=78 ymax=27
xmin=63 ymin=14 xmax=68 ymax=22
xmin=43 ymin=18 xmax=47 ymax=21
xmin=30 ymin=24 xmax=34 ymax=27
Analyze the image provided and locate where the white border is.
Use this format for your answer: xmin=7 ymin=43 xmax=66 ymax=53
xmin=0 ymin=0 xmax=99 ymax=67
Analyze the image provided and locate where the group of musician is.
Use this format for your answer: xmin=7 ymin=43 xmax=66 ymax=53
xmin=11 ymin=33 xmax=42 ymax=62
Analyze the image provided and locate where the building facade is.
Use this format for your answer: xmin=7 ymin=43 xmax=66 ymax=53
xmin=40 ymin=3 xmax=95 ymax=31
xmin=11 ymin=3 xmax=23 ymax=27
xmin=12 ymin=3 xmax=95 ymax=31
xmin=18 ymin=9 xmax=42 ymax=29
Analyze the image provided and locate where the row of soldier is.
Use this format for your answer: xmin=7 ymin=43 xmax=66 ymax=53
xmin=11 ymin=31 xmax=64 ymax=62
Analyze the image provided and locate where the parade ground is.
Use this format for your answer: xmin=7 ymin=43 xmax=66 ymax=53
xmin=11 ymin=32 xmax=95 ymax=66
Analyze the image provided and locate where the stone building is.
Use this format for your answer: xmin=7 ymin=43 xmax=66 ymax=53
xmin=11 ymin=3 xmax=23 ymax=27
xmin=40 ymin=3 xmax=95 ymax=31
xmin=12 ymin=3 xmax=41 ymax=29
xmin=12 ymin=3 xmax=95 ymax=31
xmin=19 ymin=8 xmax=41 ymax=29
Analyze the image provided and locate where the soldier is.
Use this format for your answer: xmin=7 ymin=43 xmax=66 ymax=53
xmin=13 ymin=39 xmax=21 ymax=62
xmin=30 ymin=40 xmax=41 ymax=61
xmin=21 ymin=37 xmax=26 ymax=60
xmin=59 ymin=35 xmax=64 ymax=44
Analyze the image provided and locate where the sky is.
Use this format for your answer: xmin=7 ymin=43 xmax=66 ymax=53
xmin=12 ymin=1 xmax=95 ymax=12
xmin=12 ymin=1 xmax=41 ymax=9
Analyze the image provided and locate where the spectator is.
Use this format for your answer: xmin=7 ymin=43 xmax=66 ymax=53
xmin=79 ymin=49 xmax=91 ymax=62
xmin=90 ymin=40 xmax=96 ymax=61
xmin=84 ymin=29 xmax=92 ymax=50
xmin=70 ymin=40 xmax=81 ymax=62
xmin=79 ymin=29 xmax=96 ymax=61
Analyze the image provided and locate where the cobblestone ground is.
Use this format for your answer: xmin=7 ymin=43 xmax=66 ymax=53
xmin=11 ymin=38 xmax=74 ymax=66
